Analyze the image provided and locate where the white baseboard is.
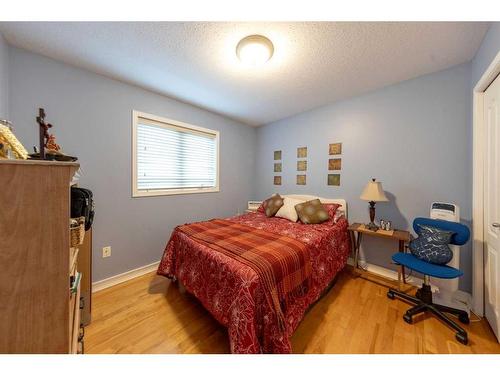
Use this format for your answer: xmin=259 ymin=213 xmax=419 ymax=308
xmin=92 ymin=259 xmax=417 ymax=293
xmin=91 ymin=258 xmax=472 ymax=311
xmin=92 ymin=261 xmax=160 ymax=292
xmin=347 ymin=257 xmax=429 ymax=289
xmin=347 ymin=258 xmax=473 ymax=305
xmin=351 ymin=258 xmax=472 ymax=313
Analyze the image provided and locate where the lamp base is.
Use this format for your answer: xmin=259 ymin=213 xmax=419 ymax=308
xmin=366 ymin=201 xmax=378 ymax=231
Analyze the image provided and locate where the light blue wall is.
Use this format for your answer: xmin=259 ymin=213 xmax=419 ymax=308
xmin=255 ymin=63 xmax=473 ymax=291
xmin=472 ymin=23 xmax=500 ymax=86
xmin=9 ymin=47 xmax=257 ymax=282
xmin=0 ymin=32 xmax=8 ymax=118
xmin=6 ymin=25 xmax=499 ymax=288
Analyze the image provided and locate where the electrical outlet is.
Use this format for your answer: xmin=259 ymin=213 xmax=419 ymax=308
xmin=102 ymin=246 xmax=111 ymax=258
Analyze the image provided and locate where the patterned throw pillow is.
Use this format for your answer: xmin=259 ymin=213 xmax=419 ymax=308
xmin=294 ymin=199 xmax=330 ymax=224
xmin=260 ymin=194 xmax=285 ymax=217
xmin=323 ymin=203 xmax=342 ymax=221
xmin=275 ymin=197 xmax=305 ymax=222
xmin=409 ymin=224 xmax=454 ymax=265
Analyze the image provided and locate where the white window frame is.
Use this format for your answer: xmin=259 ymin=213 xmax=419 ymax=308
xmin=132 ymin=110 xmax=220 ymax=197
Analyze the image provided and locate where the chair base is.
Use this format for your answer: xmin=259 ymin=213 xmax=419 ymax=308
xmin=387 ymin=284 xmax=469 ymax=345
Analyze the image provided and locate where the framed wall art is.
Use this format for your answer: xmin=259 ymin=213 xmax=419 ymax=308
xmin=329 ymin=143 xmax=342 ymax=155
xmin=297 ymin=160 xmax=307 ymax=171
xmin=297 ymin=174 xmax=306 ymax=185
xmin=328 ymin=158 xmax=341 ymax=170
xmin=327 ymin=174 xmax=341 ymax=186
xmin=297 ymin=147 xmax=307 ymax=158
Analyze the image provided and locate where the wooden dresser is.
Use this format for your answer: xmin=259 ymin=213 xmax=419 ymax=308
xmin=78 ymin=227 xmax=92 ymax=326
xmin=0 ymin=159 xmax=84 ymax=353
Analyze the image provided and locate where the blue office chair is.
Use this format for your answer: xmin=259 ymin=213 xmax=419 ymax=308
xmin=387 ymin=217 xmax=471 ymax=345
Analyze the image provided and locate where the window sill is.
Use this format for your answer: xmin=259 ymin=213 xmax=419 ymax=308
xmin=132 ymin=187 xmax=220 ymax=198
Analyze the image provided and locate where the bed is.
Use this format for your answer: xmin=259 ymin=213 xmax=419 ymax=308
xmin=157 ymin=195 xmax=351 ymax=353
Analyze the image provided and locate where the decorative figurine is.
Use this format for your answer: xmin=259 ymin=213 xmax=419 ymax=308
xmin=32 ymin=108 xmax=77 ymax=162
xmin=46 ymin=134 xmax=61 ymax=152
xmin=384 ymin=221 xmax=392 ymax=231
xmin=36 ymin=108 xmax=50 ymax=160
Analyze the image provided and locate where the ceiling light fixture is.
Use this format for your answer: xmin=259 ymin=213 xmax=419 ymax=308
xmin=236 ymin=35 xmax=274 ymax=66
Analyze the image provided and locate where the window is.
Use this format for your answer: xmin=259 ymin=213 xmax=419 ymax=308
xmin=132 ymin=111 xmax=219 ymax=197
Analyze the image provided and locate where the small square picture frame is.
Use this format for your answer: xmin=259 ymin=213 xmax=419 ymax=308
xmin=328 ymin=158 xmax=341 ymax=170
xmin=329 ymin=143 xmax=342 ymax=155
xmin=297 ymin=160 xmax=307 ymax=171
xmin=296 ymin=174 xmax=307 ymax=185
xmin=328 ymin=174 xmax=341 ymax=186
xmin=274 ymin=150 xmax=282 ymax=160
xmin=274 ymin=176 xmax=282 ymax=185
xmin=274 ymin=163 xmax=282 ymax=173
xmin=297 ymin=147 xmax=307 ymax=158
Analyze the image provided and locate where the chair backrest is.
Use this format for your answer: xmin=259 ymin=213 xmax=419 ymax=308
xmin=413 ymin=217 xmax=470 ymax=245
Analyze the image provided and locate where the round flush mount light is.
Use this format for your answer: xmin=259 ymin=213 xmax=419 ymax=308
xmin=236 ymin=35 xmax=274 ymax=66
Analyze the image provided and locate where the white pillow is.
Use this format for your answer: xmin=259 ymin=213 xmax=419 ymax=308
xmin=275 ymin=197 xmax=305 ymax=222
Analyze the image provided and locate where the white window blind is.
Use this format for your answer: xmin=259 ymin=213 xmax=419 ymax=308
xmin=133 ymin=111 xmax=219 ymax=196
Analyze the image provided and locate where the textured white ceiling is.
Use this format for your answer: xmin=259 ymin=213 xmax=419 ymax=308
xmin=0 ymin=22 xmax=489 ymax=126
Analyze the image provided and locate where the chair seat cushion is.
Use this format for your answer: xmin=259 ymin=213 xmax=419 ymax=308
xmin=392 ymin=253 xmax=463 ymax=279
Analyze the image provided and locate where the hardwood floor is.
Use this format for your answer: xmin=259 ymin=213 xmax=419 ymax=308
xmin=85 ymin=268 xmax=500 ymax=354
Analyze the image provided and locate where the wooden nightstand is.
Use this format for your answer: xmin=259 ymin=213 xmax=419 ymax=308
xmin=348 ymin=223 xmax=411 ymax=285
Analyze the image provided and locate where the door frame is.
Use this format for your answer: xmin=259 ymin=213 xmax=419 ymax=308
xmin=472 ymin=51 xmax=500 ymax=316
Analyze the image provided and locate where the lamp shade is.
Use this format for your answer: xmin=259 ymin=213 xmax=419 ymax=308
xmin=360 ymin=179 xmax=389 ymax=202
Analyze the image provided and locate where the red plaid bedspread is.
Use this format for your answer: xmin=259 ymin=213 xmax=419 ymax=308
xmin=158 ymin=212 xmax=350 ymax=353
xmin=177 ymin=219 xmax=311 ymax=330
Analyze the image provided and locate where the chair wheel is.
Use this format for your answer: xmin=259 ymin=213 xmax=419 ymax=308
xmin=387 ymin=290 xmax=395 ymax=300
xmin=403 ymin=314 xmax=413 ymax=324
xmin=459 ymin=313 xmax=470 ymax=324
xmin=456 ymin=332 xmax=468 ymax=345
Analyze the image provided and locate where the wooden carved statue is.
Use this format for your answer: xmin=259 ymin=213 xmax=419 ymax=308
xmin=33 ymin=107 xmax=77 ymax=162
xmin=36 ymin=108 xmax=61 ymax=159
xmin=46 ymin=134 xmax=61 ymax=152
xmin=36 ymin=108 xmax=49 ymax=159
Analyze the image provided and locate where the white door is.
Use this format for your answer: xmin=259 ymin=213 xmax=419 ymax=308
xmin=484 ymin=72 xmax=500 ymax=341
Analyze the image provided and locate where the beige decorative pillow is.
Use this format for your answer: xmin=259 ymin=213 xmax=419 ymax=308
xmin=275 ymin=197 xmax=305 ymax=222
xmin=295 ymin=199 xmax=330 ymax=224
xmin=261 ymin=194 xmax=285 ymax=217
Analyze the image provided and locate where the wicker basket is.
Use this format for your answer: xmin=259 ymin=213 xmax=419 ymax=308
xmin=70 ymin=217 xmax=85 ymax=247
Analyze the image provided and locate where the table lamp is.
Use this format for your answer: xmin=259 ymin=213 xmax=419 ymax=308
xmin=360 ymin=178 xmax=389 ymax=231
